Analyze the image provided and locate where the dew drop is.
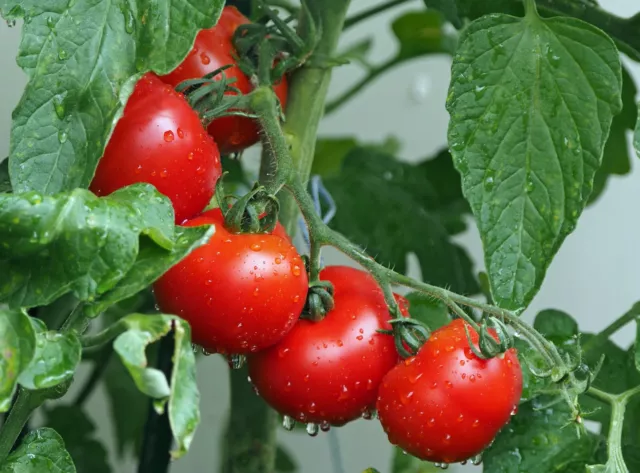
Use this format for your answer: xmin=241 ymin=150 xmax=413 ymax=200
xmin=53 ymin=94 xmax=66 ymax=119
xmin=356 ymin=335 xmax=364 ymax=341
xmin=400 ymin=391 xmax=414 ymax=405
xmin=58 ymin=130 xmax=68 ymax=143
xmin=58 ymin=49 xmax=68 ymax=60
xmin=308 ymin=402 xmax=317 ymax=413
xmin=201 ymin=347 xmax=212 ymax=356
xmin=275 ymin=257 xmax=282 ymax=264
xmin=160 ymin=169 xmax=169 ymax=178
xmin=292 ymin=265 xmax=301 ymax=276
xmin=472 ymin=419 xmax=480 ymax=428
xmin=200 ymin=52 xmax=211 ymax=65
xmin=338 ymin=385 xmax=349 ymax=401
xmin=427 ymin=418 xmax=435 ymax=427
xmin=282 ymin=415 xmax=295 ymax=431
xmin=227 ymin=354 xmax=245 ymax=369
xmin=135 ymin=164 xmax=142 ymax=174
xmin=471 ymin=453 xmax=483 ymax=465
xmin=164 ymin=130 xmax=174 ymax=142
xmin=306 ymin=423 xmax=319 ymax=437
xmin=250 ymin=243 xmax=262 ymax=251
xmin=177 ymin=128 xmax=185 ymax=139
xmin=320 ymin=421 xmax=331 ymax=432
xmin=187 ymin=152 xmax=194 ymax=160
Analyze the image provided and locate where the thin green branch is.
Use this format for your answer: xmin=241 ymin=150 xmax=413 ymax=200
xmin=0 ymin=390 xmax=38 ymax=463
xmin=80 ymin=319 xmax=128 ymax=348
xmin=324 ymin=58 xmax=401 ymax=115
xmin=343 ymin=0 xmax=415 ymax=30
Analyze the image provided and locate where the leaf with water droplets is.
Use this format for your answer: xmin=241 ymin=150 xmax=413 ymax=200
xmin=0 ymin=184 xmax=199 ymax=309
xmin=17 ymin=327 xmax=81 ymax=390
xmin=483 ymin=399 xmax=601 ymax=472
xmin=0 ymin=308 xmax=36 ymax=411
xmin=0 ymin=427 xmax=76 ymax=473
xmin=0 ymin=0 xmax=224 ymax=194
xmin=447 ymin=10 xmax=622 ymax=311
xmin=325 ymin=147 xmax=479 ymax=294
xmin=111 ymin=313 xmax=199 ymax=459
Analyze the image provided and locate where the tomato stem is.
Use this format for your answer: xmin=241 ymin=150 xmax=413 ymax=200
xmin=0 ymin=389 xmax=40 ymax=464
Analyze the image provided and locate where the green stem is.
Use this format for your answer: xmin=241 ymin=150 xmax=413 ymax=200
xmin=80 ymin=318 xmax=128 ymax=348
xmin=220 ymin=367 xmax=278 ymax=473
xmin=583 ymin=302 xmax=640 ymax=354
xmin=278 ymin=0 xmax=353 ymax=232
xmin=343 ymin=0 xmax=415 ymax=30
xmin=324 ymin=58 xmax=401 ymax=115
xmin=0 ymin=389 xmax=39 ymax=463
xmin=524 ymin=0 xmax=539 ymax=17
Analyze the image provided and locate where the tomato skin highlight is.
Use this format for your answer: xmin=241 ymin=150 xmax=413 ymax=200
xmin=248 ymin=266 xmax=399 ymax=426
xmin=160 ymin=6 xmax=288 ymax=154
xmin=153 ymin=208 xmax=307 ymax=354
xmin=376 ymin=318 xmax=523 ymax=463
xmin=90 ymin=73 xmax=221 ymax=224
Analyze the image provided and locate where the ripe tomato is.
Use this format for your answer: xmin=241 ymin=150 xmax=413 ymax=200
xmin=248 ymin=266 xmax=398 ymax=426
xmin=90 ymin=73 xmax=221 ymax=224
xmin=161 ymin=6 xmax=288 ymax=154
xmin=153 ymin=208 xmax=307 ymax=354
xmin=377 ymin=319 xmax=522 ymax=464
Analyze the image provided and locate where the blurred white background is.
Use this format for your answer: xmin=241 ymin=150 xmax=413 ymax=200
xmin=2 ymin=0 xmax=640 ymax=472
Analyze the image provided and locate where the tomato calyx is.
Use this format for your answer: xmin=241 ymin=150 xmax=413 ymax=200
xmin=464 ymin=316 xmax=514 ymax=359
xmin=381 ymin=318 xmax=431 ymax=359
xmin=301 ymin=280 xmax=335 ymax=322
xmin=175 ymin=65 xmax=257 ymax=126
xmin=215 ymin=176 xmax=280 ymax=234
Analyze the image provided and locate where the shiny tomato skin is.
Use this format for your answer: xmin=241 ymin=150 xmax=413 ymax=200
xmin=160 ymin=6 xmax=288 ymax=154
xmin=248 ymin=266 xmax=398 ymax=426
xmin=90 ymin=73 xmax=221 ymax=224
xmin=153 ymin=208 xmax=307 ymax=354
xmin=377 ymin=319 xmax=522 ymax=464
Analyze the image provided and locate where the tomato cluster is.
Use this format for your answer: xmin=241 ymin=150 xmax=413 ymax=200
xmin=88 ymin=6 xmax=523 ymax=466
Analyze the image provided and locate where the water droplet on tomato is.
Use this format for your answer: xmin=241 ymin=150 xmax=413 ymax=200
xmin=337 ymin=340 xmax=344 ymax=347
xmin=404 ymin=356 xmax=416 ymax=366
xmin=196 ymin=166 xmax=205 ymax=175
xmin=356 ymin=335 xmax=363 ymax=341
xmin=400 ymin=391 xmax=414 ymax=405
xmin=253 ymin=287 xmax=260 ymax=296
xmin=201 ymin=347 xmax=212 ymax=356
xmin=284 ymin=381 xmax=292 ymax=392
xmin=160 ymin=168 xmax=169 ymax=178
xmin=320 ymin=421 xmax=331 ymax=432
xmin=443 ymin=434 xmax=451 ymax=445
xmin=164 ymin=130 xmax=174 ymax=142
xmin=303 ymin=374 xmax=310 ymax=382
xmin=445 ymin=381 xmax=453 ymax=389
xmin=306 ymin=423 xmax=319 ymax=437
xmin=308 ymin=402 xmax=317 ymax=413
xmin=200 ymin=52 xmax=211 ymax=64
xmin=187 ymin=152 xmax=194 ymax=160
xmin=292 ymin=265 xmax=301 ymax=276
xmin=457 ymin=414 xmax=464 ymax=422
xmin=240 ymin=341 xmax=249 ymax=349
xmin=177 ymin=128 xmax=184 ymax=139
xmin=282 ymin=415 xmax=295 ymax=431
xmin=427 ymin=418 xmax=435 ymax=427
xmin=293 ymin=294 xmax=300 ymax=303
xmin=368 ymin=338 xmax=375 ymax=345
xmin=151 ymin=170 xmax=157 ymax=177
xmin=511 ymin=405 xmax=518 ymax=415
xmin=227 ymin=354 xmax=245 ymax=369
xmin=445 ymin=345 xmax=454 ymax=352
xmin=278 ymin=347 xmax=290 ymax=358
xmin=135 ymin=164 xmax=142 ymax=174
xmin=275 ymin=257 xmax=282 ymax=264
xmin=430 ymin=382 xmax=438 ymax=390
xmin=409 ymin=372 xmax=423 ymax=384
xmin=471 ymin=453 xmax=483 ymax=465
xmin=472 ymin=419 xmax=480 ymax=428
xmin=338 ymin=385 xmax=349 ymax=401
xmin=469 ymin=375 xmax=476 ymax=383
xmin=251 ymin=243 xmax=262 ymax=251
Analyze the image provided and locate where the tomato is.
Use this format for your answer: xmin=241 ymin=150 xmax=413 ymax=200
xmin=394 ymin=293 xmax=410 ymax=317
xmin=248 ymin=266 xmax=398 ymax=426
xmin=153 ymin=208 xmax=307 ymax=354
xmin=376 ymin=318 xmax=522 ymax=464
xmin=90 ymin=73 xmax=221 ymax=224
xmin=160 ymin=6 xmax=288 ymax=154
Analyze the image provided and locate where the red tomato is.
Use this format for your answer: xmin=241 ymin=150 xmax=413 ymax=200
xmin=248 ymin=266 xmax=398 ymax=426
xmin=153 ymin=208 xmax=307 ymax=354
xmin=394 ymin=293 xmax=410 ymax=317
xmin=90 ymin=73 xmax=221 ymax=224
xmin=377 ymin=319 xmax=522 ymax=464
xmin=160 ymin=6 xmax=288 ymax=154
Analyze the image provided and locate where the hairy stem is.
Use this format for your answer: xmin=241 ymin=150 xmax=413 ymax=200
xmin=343 ymin=0 xmax=415 ymax=30
xmin=278 ymin=0 xmax=353 ymax=233
xmin=220 ymin=367 xmax=278 ymax=473
xmin=0 ymin=390 xmax=38 ymax=463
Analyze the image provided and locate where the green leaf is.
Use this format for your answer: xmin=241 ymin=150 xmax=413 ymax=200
xmin=0 ymin=309 xmax=36 ymax=411
xmin=86 ymin=225 xmax=214 ymax=317
xmin=483 ymin=398 xmax=601 ymax=472
xmin=392 ymin=447 xmax=439 ymax=472
xmin=113 ymin=313 xmax=199 ymax=458
xmin=423 ymin=0 xmax=462 ymax=29
xmin=446 ymin=12 xmax=622 ymax=311
xmin=425 ymin=0 xmax=640 ymax=62
xmin=533 ymin=309 xmax=578 ymax=343
xmin=325 ymin=148 xmax=478 ymax=294
xmin=17 ymin=329 xmax=81 ymax=390
xmin=403 ymin=293 xmax=450 ymax=331
xmin=392 ymin=10 xmax=458 ymax=59
xmin=275 ymin=444 xmax=297 ymax=472
xmin=0 ymin=184 xmax=188 ymax=309
xmin=590 ymin=66 xmax=637 ymax=203
xmin=0 ymin=427 xmax=76 ymax=473
xmin=0 ymin=159 xmax=10 ymax=193
xmin=1 ymin=0 xmax=224 ymax=195
xmin=44 ymin=406 xmax=111 ymax=473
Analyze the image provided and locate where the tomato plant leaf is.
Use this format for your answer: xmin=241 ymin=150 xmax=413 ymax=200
xmin=17 ymin=328 xmax=81 ymax=390
xmin=533 ymin=309 xmax=578 ymax=342
xmin=44 ymin=406 xmax=112 ymax=473
xmin=0 ymin=184 xmax=189 ymax=309
xmin=423 ymin=0 xmax=462 ymax=29
xmin=483 ymin=398 xmax=601 ymax=472
xmin=0 ymin=0 xmax=223 ymax=195
xmin=0 ymin=427 xmax=76 ymax=473
xmin=113 ymin=313 xmax=199 ymax=458
xmin=391 ymin=447 xmax=439 ymax=472
xmin=403 ymin=293 xmax=451 ymax=331
xmin=392 ymin=10 xmax=458 ymax=59
xmin=427 ymin=0 xmax=640 ymax=62
xmin=590 ymin=66 xmax=637 ymax=203
xmin=325 ymin=147 xmax=478 ymax=294
xmin=447 ymin=12 xmax=622 ymax=311
xmin=0 ymin=308 xmax=36 ymax=411
xmin=85 ymin=225 xmax=215 ymax=317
